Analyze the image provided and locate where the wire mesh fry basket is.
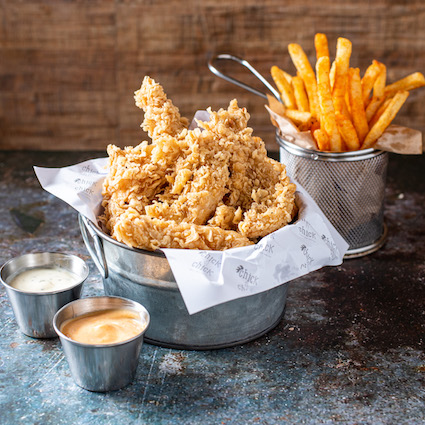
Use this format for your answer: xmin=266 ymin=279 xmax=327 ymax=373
xmin=209 ymin=54 xmax=388 ymax=257
xmin=277 ymin=134 xmax=388 ymax=257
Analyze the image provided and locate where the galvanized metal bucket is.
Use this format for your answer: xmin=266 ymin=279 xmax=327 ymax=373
xmin=78 ymin=215 xmax=288 ymax=350
xmin=277 ymin=133 xmax=388 ymax=258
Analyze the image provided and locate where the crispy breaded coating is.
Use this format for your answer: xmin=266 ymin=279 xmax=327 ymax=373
xmin=113 ymin=209 xmax=252 ymax=251
xmin=101 ymin=135 xmax=182 ymax=231
xmin=101 ymin=77 xmax=296 ymax=251
xmin=134 ymin=76 xmax=189 ymax=139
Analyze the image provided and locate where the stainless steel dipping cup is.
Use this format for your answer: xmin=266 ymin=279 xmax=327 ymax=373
xmin=53 ymin=296 xmax=150 ymax=392
xmin=0 ymin=252 xmax=89 ymax=338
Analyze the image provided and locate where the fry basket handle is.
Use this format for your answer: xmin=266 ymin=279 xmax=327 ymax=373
xmin=78 ymin=214 xmax=108 ymax=279
xmin=208 ymin=54 xmax=281 ymax=101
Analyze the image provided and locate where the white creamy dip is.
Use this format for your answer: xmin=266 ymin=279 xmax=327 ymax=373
xmin=8 ymin=266 xmax=80 ymax=293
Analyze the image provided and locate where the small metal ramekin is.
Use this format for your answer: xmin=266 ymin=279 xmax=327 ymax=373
xmin=53 ymin=296 xmax=150 ymax=392
xmin=0 ymin=252 xmax=89 ymax=338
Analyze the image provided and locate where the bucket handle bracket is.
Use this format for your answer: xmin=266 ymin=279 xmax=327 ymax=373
xmin=78 ymin=214 xmax=109 ymax=279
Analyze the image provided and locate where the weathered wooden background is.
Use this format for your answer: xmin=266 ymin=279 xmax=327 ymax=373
xmin=0 ymin=0 xmax=424 ymax=151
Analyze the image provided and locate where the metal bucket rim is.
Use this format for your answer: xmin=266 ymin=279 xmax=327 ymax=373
xmin=79 ymin=215 xmax=180 ymax=291
xmin=276 ymin=131 xmax=386 ymax=162
xmin=83 ymin=217 xmax=166 ymax=259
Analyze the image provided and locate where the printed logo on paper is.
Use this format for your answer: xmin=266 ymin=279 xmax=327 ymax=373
xmin=191 ymin=252 xmax=222 ymax=279
xmin=73 ymin=178 xmax=96 ymax=196
xmin=298 ymin=219 xmax=317 ymax=241
xmin=321 ymin=234 xmax=338 ymax=261
xmin=300 ymin=244 xmax=314 ymax=270
xmin=235 ymin=265 xmax=259 ymax=293
xmin=254 ymin=240 xmax=275 ymax=257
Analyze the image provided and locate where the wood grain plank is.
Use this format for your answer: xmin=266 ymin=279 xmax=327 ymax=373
xmin=0 ymin=0 xmax=424 ymax=151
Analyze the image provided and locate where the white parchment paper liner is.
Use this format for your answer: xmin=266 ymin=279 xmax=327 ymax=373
xmin=34 ymin=159 xmax=348 ymax=314
xmin=34 ymin=111 xmax=349 ymax=315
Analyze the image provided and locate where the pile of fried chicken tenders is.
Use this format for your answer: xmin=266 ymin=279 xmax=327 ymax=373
xmin=101 ymin=77 xmax=297 ymax=251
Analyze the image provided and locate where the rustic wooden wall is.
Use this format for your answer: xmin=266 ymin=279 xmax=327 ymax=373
xmin=0 ymin=0 xmax=424 ymax=152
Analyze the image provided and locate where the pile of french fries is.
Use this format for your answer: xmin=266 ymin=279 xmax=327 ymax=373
xmin=271 ymin=33 xmax=425 ymax=151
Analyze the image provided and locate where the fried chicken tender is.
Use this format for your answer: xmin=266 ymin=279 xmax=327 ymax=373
xmin=114 ymin=209 xmax=251 ymax=251
xmin=144 ymin=127 xmax=231 ymax=225
xmin=102 ymin=135 xmax=182 ymax=230
xmin=134 ymin=76 xmax=189 ymax=139
xmin=101 ymin=77 xmax=296 ymax=251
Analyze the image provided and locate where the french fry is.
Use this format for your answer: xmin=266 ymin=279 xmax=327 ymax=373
xmin=313 ymin=128 xmax=330 ymax=151
xmin=329 ymin=60 xmax=336 ymax=90
xmin=369 ymin=97 xmax=391 ymax=127
xmin=292 ymin=75 xmax=310 ymax=112
xmin=316 ymin=56 xmax=342 ymax=151
xmin=366 ymin=96 xmax=385 ymax=123
xmin=299 ymin=118 xmax=317 ymax=132
xmin=384 ymin=72 xmax=425 ymax=97
xmin=345 ymin=91 xmax=351 ymax=114
xmin=335 ymin=112 xmax=360 ymax=151
xmin=361 ymin=60 xmax=384 ymax=105
xmin=314 ymin=33 xmax=329 ymax=60
xmin=332 ymin=37 xmax=352 ymax=117
xmin=362 ymin=90 xmax=410 ymax=149
xmin=341 ymin=97 xmax=351 ymax=118
xmin=373 ymin=63 xmax=387 ymax=98
xmin=310 ymin=118 xmax=320 ymax=134
xmin=365 ymin=64 xmax=387 ymax=122
xmin=282 ymin=70 xmax=293 ymax=84
xmin=284 ymin=109 xmax=312 ymax=126
xmin=270 ymin=33 xmax=424 ymax=152
xmin=288 ymin=43 xmax=319 ymax=118
xmin=348 ymin=67 xmax=369 ymax=143
xmin=271 ymin=66 xmax=297 ymax=109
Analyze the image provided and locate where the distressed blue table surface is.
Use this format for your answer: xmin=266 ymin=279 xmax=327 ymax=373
xmin=0 ymin=151 xmax=424 ymax=425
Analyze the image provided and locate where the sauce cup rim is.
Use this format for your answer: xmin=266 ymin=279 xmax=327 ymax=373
xmin=53 ymin=296 xmax=150 ymax=348
xmin=0 ymin=252 xmax=89 ymax=295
